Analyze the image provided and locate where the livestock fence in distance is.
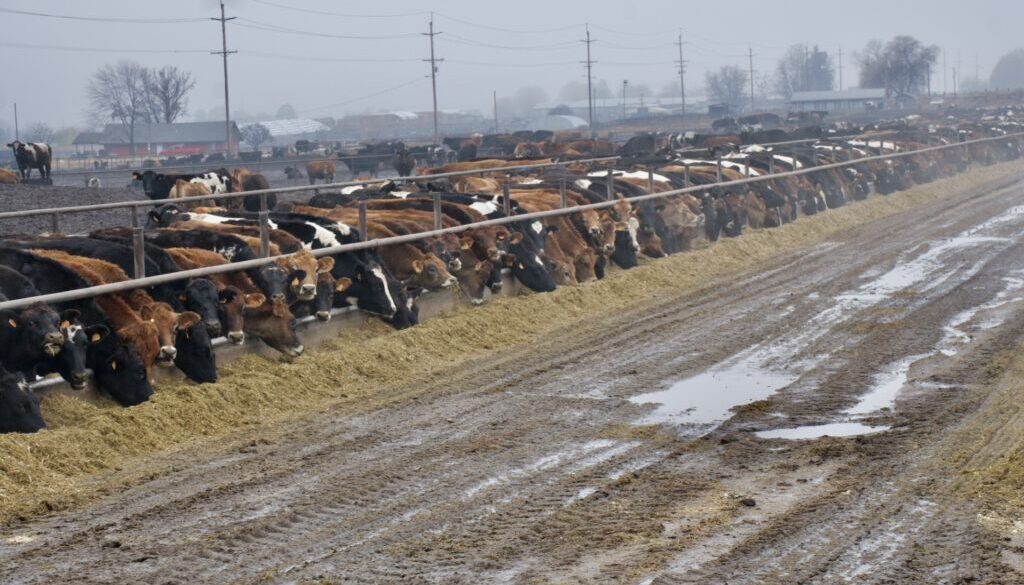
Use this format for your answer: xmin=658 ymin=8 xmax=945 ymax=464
xmin=0 ymin=131 xmax=1016 ymax=314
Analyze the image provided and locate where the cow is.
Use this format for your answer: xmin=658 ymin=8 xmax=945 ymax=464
xmin=0 ymin=365 xmax=44 ymax=433
xmin=229 ymin=168 xmax=276 ymax=212
xmin=283 ymin=166 xmax=304 ymax=180
xmin=306 ymin=160 xmax=336 ymax=185
xmin=86 ymin=177 xmax=101 ymax=188
xmin=168 ymin=179 xmax=214 ymax=208
xmin=0 ymin=168 xmax=21 ymax=184
xmin=6 ymin=140 xmax=52 ymax=180
xmin=392 ymin=148 xmax=416 ymax=177
xmin=131 ymin=170 xmax=230 ymax=201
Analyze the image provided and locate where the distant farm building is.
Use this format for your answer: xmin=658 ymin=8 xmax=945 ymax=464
xmin=240 ymin=118 xmax=330 ymax=147
xmin=788 ymin=89 xmax=887 ymax=113
xmin=73 ymin=122 xmax=241 ymax=156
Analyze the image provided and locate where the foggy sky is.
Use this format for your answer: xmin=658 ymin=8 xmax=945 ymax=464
xmin=1 ymin=0 xmax=1021 ymax=130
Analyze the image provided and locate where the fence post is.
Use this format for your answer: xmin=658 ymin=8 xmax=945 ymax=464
xmin=647 ymin=168 xmax=655 ymax=194
xmin=684 ymin=162 xmax=690 ymax=186
xmin=829 ymin=144 xmax=837 ymax=164
xmin=50 ymin=212 xmax=60 ymax=234
xmin=768 ymin=154 xmax=775 ymax=175
xmin=130 ymin=208 xmax=145 ymax=280
xmin=258 ymin=193 xmax=270 ymax=259
xmin=559 ymin=178 xmax=567 ymax=208
xmin=502 ymin=178 xmax=511 ymax=216
xmin=432 ymin=192 xmax=442 ymax=231
xmin=716 ymin=157 xmax=722 ymax=183
xmin=606 ymin=168 xmax=614 ymax=201
xmin=358 ymin=199 xmax=367 ymax=242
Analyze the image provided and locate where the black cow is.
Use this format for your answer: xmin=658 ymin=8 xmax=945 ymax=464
xmin=131 ymin=170 xmax=231 ymax=201
xmin=392 ymin=149 xmax=416 ymax=177
xmin=0 ymin=366 xmax=44 ymax=433
xmin=7 ymin=140 xmax=52 ymax=180
xmin=0 ymin=248 xmax=154 ymax=405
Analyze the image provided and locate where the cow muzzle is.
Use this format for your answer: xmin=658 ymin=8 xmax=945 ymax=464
xmin=43 ymin=332 xmax=63 ymax=357
xmin=299 ymin=284 xmax=317 ymax=301
xmin=158 ymin=345 xmax=177 ymax=363
xmin=442 ymin=276 xmax=458 ymax=288
xmin=488 ymin=248 xmax=501 ymax=261
xmin=205 ymin=320 xmax=222 ymax=337
xmin=227 ymin=330 xmax=245 ymax=344
xmin=285 ymin=344 xmax=304 ymax=358
xmin=70 ymin=371 xmax=89 ymax=390
xmin=590 ymin=226 xmax=603 ymax=237
xmin=315 ymin=310 xmax=332 ymax=322
xmin=448 ymin=258 xmax=462 ymax=271
xmin=271 ymin=292 xmax=286 ymax=302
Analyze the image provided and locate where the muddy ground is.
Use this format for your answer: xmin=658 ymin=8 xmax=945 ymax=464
xmin=3 ymin=163 xmax=1024 ymax=583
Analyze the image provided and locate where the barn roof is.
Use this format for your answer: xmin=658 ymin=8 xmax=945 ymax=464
xmin=80 ymin=121 xmax=241 ymax=145
xmin=242 ymin=118 xmax=329 ymax=137
xmin=789 ymin=88 xmax=886 ymax=103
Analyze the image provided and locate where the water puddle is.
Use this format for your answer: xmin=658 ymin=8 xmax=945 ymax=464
xmin=630 ymin=356 xmax=797 ymax=429
xmin=756 ymin=422 xmax=889 ymax=440
xmin=846 ymin=354 xmax=925 ymax=417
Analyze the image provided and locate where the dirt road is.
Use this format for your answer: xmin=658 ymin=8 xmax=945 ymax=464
xmin=5 ymin=169 xmax=1024 ymax=583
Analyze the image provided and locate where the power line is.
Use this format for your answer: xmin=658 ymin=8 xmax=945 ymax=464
xmin=243 ymin=51 xmax=421 ymax=64
xmin=249 ymin=0 xmax=429 ymax=19
xmin=298 ymin=77 xmax=426 ymax=114
xmin=0 ymin=41 xmax=209 ymax=54
xmin=439 ymin=33 xmax=578 ymax=51
xmin=0 ymin=7 xmax=206 ymax=23
xmin=434 ymin=12 xmax=579 ymax=34
xmin=232 ymin=18 xmax=420 ymax=40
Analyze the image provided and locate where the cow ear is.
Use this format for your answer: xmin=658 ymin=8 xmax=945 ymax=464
xmin=509 ymin=232 xmax=524 ymax=244
xmin=459 ymin=237 xmax=474 ymax=250
xmin=148 ymin=210 xmax=163 ymax=225
xmin=316 ymin=256 xmax=335 ymax=273
xmin=334 ymin=277 xmax=352 ymax=292
xmin=60 ymin=309 xmax=81 ymax=324
xmin=85 ymin=325 xmax=109 ymax=344
xmin=411 ymin=260 xmax=423 ymax=274
xmin=243 ymin=293 xmax=266 ymax=308
xmin=140 ymin=304 xmax=156 ymax=321
xmin=177 ymin=311 xmax=202 ymax=330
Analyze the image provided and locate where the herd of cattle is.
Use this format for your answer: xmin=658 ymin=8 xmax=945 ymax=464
xmin=1 ymin=113 xmax=1022 ymax=433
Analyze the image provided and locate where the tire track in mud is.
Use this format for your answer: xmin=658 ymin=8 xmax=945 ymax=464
xmin=3 ymin=169 xmax=1024 ymax=583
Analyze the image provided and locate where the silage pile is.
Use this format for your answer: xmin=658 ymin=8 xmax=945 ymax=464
xmin=1 ymin=161 xmax=1023 ymax=524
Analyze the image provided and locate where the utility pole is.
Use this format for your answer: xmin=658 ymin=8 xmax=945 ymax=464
xmin=953 ymin=67 xmax=958 ymax=98
xmin=622 ymin=80 xmax=629 ymax=119
xmin=581 ymin=24 xmax=596 ymax=134
xmin=13 ymin=103 xmax=18 ymax=140
xmin=492 ymin=90 xmax=498 ymax=133
xmin=748 ymin=46 xmax=756 ymax=112
xmin=211 ymin=1 xmax=236 ymax=157
xmin=957 ymin=49 xmax=962 ymax=96
xmin=675 ymin=30 xmax=687 ymax=119
xmin=423 ymin=14 xmax=443 ymax=146
xmin=943 ymin=50 xmax=947 ymax=96
xmin=838 ymin=45 xmax=844 ymax=90
xmin=975 ymin=52 xmax=980 ymax=88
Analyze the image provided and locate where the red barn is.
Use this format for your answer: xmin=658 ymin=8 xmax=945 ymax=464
xmin=75 ymin=122 xmax=241 ymax=157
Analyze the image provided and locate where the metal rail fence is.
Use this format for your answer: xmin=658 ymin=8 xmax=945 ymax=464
xmin=0 ymin=131 xmax=1013 ymax=313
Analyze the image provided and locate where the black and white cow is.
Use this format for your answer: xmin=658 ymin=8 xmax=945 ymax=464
xmin=7 ymin=141 xmax=52 ymax=180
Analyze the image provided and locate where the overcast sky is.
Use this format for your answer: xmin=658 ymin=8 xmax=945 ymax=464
xmin=1 ymin=0 xmax=1021 ymax=130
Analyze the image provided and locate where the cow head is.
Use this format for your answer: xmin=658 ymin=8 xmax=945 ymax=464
xmin=140 ymin=303 xmax=201 ymax=366
xmin=454 ymin=258 xmax=494 ymax=305
xmin=17 ymin=303 xmax=64 ymax=359
xmin=0 ymin=367 xmax=44 ymax=434
xmin=255 ymin=265 xmax=290 ymax=303
xmin=85 ymin=325 xmax=153 ymax=406
xmin=218 ymin=287 xmax=263 ymax=344
xmin=182 ymin=278 xmax=222 ymax=337
xmin=277 ymin=250 xmax=331 ymax=302
xmin=173 ymin=320 xmax=217 ymax=384
xmin=244 ymin=299 xmax=303 ymax=358
xmin=147 ymin=203 xmax=185 ymax=227
xmin=45 ymin=310 xmax=90 ymax=390
xmin=311 ymin=272 xmax=349 ymax=322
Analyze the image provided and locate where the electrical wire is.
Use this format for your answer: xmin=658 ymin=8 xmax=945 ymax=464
xmin=439 ymin=33 xmax=578 ymax=51
xmin=232 ymin=18 xmax=420 ymax=40
xmin=0 ymin=7 xmax=206 ymax=23
xmin=249 ymin=0 xmax=429 ymax=18
xmin=434 ymin=12 xmax=580 ymax=34
xmin=445 ymin=59 xmax=579 ymax=68
xmin=298 ymin=77 xmax=427 ymax=114
xmin=0 ymin=41 xmax=210 ymax=54
xmin=243 ymin=50 xmax=421 ymax=64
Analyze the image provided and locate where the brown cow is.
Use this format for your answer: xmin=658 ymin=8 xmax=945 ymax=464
xmin=0 ymin=168 xmax=19 ymax=184
xmin=168 ymin=179 xmax=214 ymax=209
xmin=306 ymin=160 xmax=336 ymax=185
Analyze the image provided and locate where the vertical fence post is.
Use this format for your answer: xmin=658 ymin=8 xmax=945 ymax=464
xmin=606 ymin=168 xmax=614 ymax=201
xmin=358 ymin=199 xmax=367 ymax=242
xmin=768 ymin=154 xmax=775 ymax=175
xmin=432 ymin=192 xmax=442 ymax=231
xmin=50 ymin=212 xmax=60 ymax=234
xmin=830 ymin=144 xmax=837 ymax=164
xmin=502 ymin=178 xmax=511 ymax=216
xmin=647 ymin=168 xmax=655 ymax=194
xmin=684 ymin=162 xmax=690 ymax=187
xmin=716 ymin=157 xmax=722 ymax=183
xmin=258 ymin=193 xmax=270 ymax=259
xmin=130 ymin=208 xmax=146 ymax=280
xmin=559 ymin=178 xmax=567 ymax=208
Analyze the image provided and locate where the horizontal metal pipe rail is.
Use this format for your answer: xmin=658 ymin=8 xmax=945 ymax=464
xmin=0 ymin=156 xmax=621 ymax=221
xmin=0 ymin=131 xmax=1017 ymax=313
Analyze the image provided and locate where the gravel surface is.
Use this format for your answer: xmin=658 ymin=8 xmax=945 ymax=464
xmin=0 ymin=184 xmax=148 ymax=236
xmin=3 ymin=166 xmax=1024 ymax=582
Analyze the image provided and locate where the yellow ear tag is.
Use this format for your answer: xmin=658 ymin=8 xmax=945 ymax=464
xmin=110 ymin=361 xmax=117 ymax=371
xmin=60 ymin=320 xmax=70 ymax=329
xmin=7 ymin=319 xmax=16 ymax=328
xmin=91 ymin=332 xmax=102 ymax=342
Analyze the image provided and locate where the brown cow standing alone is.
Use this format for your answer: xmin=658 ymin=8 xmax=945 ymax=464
xmin=306 ymin=160 xmax=335 ymax=185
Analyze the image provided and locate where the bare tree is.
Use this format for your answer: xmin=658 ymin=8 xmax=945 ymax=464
xmin=706 ymin=65 xmax=748 ymax=110
xmin=775 ymin=44 xmax=835 ymax=98
xmin=88 ymin=60 xmax=150 ymax=155
xmin=990 ymin=49 xmax=1024 ymax=90
xmin=241 ymin=123 xmax=272 ymax=151
xmin=145 ymin=66 xmax=195 ymax=123
xmin=857 ymin=36 xmax=938 ymax=96
xmin=25 ymin=123 xmax=55 ymax=143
